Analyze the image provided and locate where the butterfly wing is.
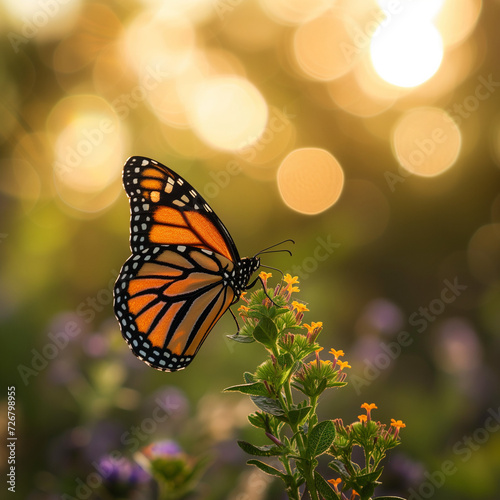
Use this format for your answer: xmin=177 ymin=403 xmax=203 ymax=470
xmin=114 ymin=156 xmax=252 ymax=372
xmin=114 ymin=245 xmax=235 ymax=371
xmin=123 ymin=156 xmax=240 ymax=261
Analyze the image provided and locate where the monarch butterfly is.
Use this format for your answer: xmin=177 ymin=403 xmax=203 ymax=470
xmin=113 ymin=156 xmax=283 ymax=372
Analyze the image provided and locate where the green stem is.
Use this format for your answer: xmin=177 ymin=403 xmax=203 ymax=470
xmin=308 ymin=395 xmax=318 ymax=431
xmin=303 ymin=466 xmax=319 ymax=500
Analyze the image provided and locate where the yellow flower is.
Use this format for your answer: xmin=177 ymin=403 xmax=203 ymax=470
xmin=361 ymin=402 xmax=377 ymax=421
xmin=291 ymin=286 xmax=300 ymax=293
xmin=329 ymin=348 xmax=344 ymax=358
xmin=391 ymin=419 xmax=406 ymax=429
xmin=292 ymin=301 xmax=309 ymax=313
xmin=259 ymin=271 xmax=272 ymax=281
xmin=238 ymin=305 xmax=249 ymax=313
xmin=358 ymin=414 xmax=367 ymax=423
xmin=304 ymin=322 xmax=323 ymax=333
xmin=337 ymin=360 xmax=351 ymax=371
xmin=284 ymin=274 xmax=299 ymax=287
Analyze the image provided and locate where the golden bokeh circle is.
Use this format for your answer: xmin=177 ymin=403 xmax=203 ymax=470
xmin=277 ymin=148 xmax=345 ymax=215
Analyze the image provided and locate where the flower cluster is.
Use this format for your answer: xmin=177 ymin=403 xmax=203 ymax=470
xmin=225 ymin=274 xmax=406 ymax=500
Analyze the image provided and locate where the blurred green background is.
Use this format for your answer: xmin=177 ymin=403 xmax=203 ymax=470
xmin=1 ymin=0 xmax=500 ymax=498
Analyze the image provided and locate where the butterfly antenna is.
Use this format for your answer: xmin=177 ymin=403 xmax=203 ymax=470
xmin=254 ymin=239 xmax=295 ymax=258
xmin=259 ymin=264 xmax=285 ymax=280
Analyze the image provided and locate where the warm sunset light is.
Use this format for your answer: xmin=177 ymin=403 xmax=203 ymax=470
xmin=277 ymin=148 xmax=344 ymax=214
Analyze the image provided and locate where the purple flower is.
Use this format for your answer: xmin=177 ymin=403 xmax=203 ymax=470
xmin=145 ymin=440 xmax=183 ymax=459
xmin=97 ymin=455 xmax=150 ymax=485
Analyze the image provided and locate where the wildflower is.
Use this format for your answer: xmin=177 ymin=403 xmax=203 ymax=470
xmin=337 ymin=360 xmax=351 ymax=371
xmin=390 ymin=419 xmax=406 ymax=438
xmin=142 ymin=440 xmax=183 ymax=459
xmin=240 ymin=291 xmax=249 ymax=303
xmin=283 ymin=274 xmax=299 ymax=288
xmin=358 ymin=414 xmax=367 ymax=424
xmin=361 ymin=402 xmax=377 ymax=421
xmin=328 ymin=477 xmax=342 ymax=492
xmin=291 ymin=301 xmax=308 ymax=312
xmin=238 ymin=305 xmax=249 ymax=314
xmin=97 ymin=455 xmax=150 ymax=492
xmin=259 ymin=272 xmax=272 ymax=288
xmin=329 ymin=348 xmax=344 ymax=359
xmin=303 ymin=322 xmax=323 ymax=343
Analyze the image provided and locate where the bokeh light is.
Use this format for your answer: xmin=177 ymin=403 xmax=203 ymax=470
xmin=392 ymin=107 xmax=461 ymax=176
xmin=3 ymin=0 xmax=82 ymax=43
xmin=435 ymin=0 xmax=482 ymax=48
xmin=370 ymin=20 xmax=444 ymax=88
xmin=3 ymin=2 xmax=500 ymax=499
xmin=293 ymin=10 xmax=355 ymax=81
xmin=277 ymin=148 xmax=344 ymax=215
xmin=123 ymin=8 xmax=196 ymax=80
xmin=186 ymin=76 xmax=268 ymax=151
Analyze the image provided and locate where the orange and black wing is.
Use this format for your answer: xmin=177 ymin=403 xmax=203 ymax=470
xmin=123 ymin=156 xmax=239 ymax=262
xmin=114 ymin=245 xmax=236 ymax=371
xmin=114 ymin=156 xmax=259 ymax=371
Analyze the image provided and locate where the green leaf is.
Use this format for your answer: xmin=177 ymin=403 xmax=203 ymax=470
xmin=251 ymin=395 xmax=285 ymax=416
xmin=307 ymin=420 xmax=336 ymax=457
xmin=314 ymin=378 xmax=327 ymax=396
xmin=328 ymin=459 xmax=350 ymax=478
xmin=247 ymin=459 xmax=284 ymax=478
xmin=223 ymin=382 xmax=270 ymax=397
xmin=226 ymin=333 xmax=255 ymax=343
xmin=237 ymin=440 xmax=283 ymax=457
xmin=354 ymin=468 xmax=383 ymax=487
xmin=252 ymin=316 xmax=278 ymax=348
xmin=314 ymin=471 xmax=341 ymax=500
xmin=248 ymin=413 xmax=268 ymax=430
xmin=288 ymin=406 xmax=312 ymax=427
xmin=248 ymin=460 xmax=297 ymax=489
xmin=243 ymin=372 xmax=255 ymax=383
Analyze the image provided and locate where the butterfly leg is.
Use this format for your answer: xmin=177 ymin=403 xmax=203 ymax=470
xmin=245 ymin=276 xmax=278 ymax=306
xmin=229 ymin=306 xmax=241 ymax=333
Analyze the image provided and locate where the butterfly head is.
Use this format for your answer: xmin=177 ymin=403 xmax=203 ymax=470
xmin=232 ymin=256 xmax=260 ymax=297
